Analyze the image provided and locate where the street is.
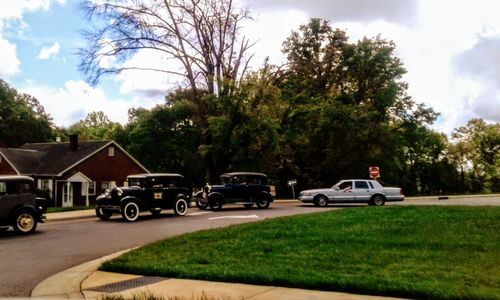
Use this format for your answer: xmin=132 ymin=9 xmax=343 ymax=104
xmin=1 ymin=197 xmax=499 ymax=297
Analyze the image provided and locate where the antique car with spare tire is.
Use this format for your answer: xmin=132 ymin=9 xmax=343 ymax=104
xmin=0 ymin=175 xmax=47 ymax=235
xmin=95 ymin=173 xmax=191 ymax=222
xmin=194 ymin=172 xmax=275 ymax=210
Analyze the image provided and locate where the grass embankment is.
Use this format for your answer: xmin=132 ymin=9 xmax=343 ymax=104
xmin=101 ymin=206 xmax=500 ymax=299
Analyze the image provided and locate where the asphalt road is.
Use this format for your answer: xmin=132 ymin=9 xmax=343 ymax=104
xmin=1 ymin=197 xmax=499 ymax=297
xmin=0 ymin=201 xmax=337 ymax=297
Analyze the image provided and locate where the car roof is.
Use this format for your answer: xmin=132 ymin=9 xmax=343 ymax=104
xmin=221 ymin=172 xmax=267 ymax=177
xmin=0 ymin=175 xmax=34 ymax=182
xmin=338 ymin=179 xmax=376 ymax=181
xmin=127 ymin=173 xmax=184 ymax=179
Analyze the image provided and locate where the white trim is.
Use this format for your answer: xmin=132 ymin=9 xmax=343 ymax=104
xmin=57 ymin=141 xmax=149 ymax=176
xmin=0 ymin=152 xmax=21 ymax=175
xmin=67 ymin=171 xmax=92 ymax=183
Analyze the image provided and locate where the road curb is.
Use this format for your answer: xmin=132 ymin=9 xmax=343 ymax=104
xmin=31 ymin=249 xmax=133 ymax=299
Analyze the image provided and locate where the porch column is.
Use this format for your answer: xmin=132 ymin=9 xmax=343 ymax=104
xmin=85 ymin=181 xmax=89 ymax=207
xmin=66 ymin=181 xmax=70 ymax=207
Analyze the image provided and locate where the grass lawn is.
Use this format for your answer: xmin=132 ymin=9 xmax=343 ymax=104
xmin=47 ymin=206 xmax=93 ymax=213
xmin=101 ymin=206 xmax=500 ymax=299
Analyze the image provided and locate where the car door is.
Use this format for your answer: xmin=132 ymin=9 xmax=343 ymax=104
xmin=332 ymin=180 xmax=355 ymax=202
xmin=354 ymin=180 xmax=372 ymax=202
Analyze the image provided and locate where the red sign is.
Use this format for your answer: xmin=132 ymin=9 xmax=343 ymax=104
xmin=369 ymin=167 xmax=380 ymax=178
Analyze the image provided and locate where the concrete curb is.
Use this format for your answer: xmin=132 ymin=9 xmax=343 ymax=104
xmin=31 ymin=249 xmax=133 ymax=299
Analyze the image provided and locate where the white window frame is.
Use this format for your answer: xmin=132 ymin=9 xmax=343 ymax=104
xmin=108 ymin=146 xmax=115 ymax=157
xmin=82 ymin=181 xmax=96 ymax=196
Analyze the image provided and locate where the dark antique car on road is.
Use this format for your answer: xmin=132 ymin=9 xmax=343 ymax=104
xmin=194 ymin=172 xmax=275 ymax=210
xmin=0 ymin=175 xmax=47 ymax=234
xmin=95 ymin=173 xmax=191 ymax=222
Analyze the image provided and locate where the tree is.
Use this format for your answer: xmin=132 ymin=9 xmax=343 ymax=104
xmin=276 ymin=19 xmax=439 ymax=194
xmin=79 ymin=0 xmax=255 ymax=180
xmin=0 ymin=79 xmax=54 ymax=147
xmin=451 ymin=119 xmax=500 ymax=192
xmin=68 ymin=111 xmax=123 ymax=141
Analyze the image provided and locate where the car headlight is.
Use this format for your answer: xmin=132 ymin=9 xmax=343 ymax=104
xmin=117 ymin=187 xmax=123 ymax=197
xmin=300 ymin=191 xmax=311 ymax=196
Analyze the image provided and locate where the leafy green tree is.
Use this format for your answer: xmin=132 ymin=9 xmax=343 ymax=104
xmin=0 ymin=79 xmax=55 ymax=147
xmin=451 ymin=119 xmax=500 ymax=192
xmin=276 ymin=18 xmax=439 ymax=195
xmin=68 ymin=111 xmax=123 ymax=141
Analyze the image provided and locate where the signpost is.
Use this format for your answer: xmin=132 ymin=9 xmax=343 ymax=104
xmin=369 ymin=166 xmax=380 ymax=179
xmin=287 ymin=179 xmax=297 ymax=199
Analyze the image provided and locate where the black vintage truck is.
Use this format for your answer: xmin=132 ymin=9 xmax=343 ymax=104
xmin=95 ymin=173 xmax=191 ymax=222
xmin=0 ymin=176 xmax=47 ymax=234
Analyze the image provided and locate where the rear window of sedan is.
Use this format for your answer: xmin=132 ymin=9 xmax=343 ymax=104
xmin=355 ymin=181 xmax=369 ymax=189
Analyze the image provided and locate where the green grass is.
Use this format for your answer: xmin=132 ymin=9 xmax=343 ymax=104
xmin=47 ymin=206 xmax=93 ymax=213
xmin=101 ymin=206 xmax=500 ymax=299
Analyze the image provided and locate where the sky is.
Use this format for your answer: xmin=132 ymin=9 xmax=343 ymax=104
xmin=1 ymin=0 xmax=499 ymax=135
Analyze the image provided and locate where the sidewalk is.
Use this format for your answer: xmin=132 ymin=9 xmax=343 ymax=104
xmin=31 ymin=250 xmax=405 ymax=300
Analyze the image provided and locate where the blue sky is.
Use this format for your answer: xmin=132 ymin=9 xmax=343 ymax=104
xmin=1 ymin=0 xmax=499 ymax=133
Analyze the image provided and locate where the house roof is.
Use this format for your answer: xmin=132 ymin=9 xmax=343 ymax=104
xmin=0 ymin=140 xmax=148 ymax=176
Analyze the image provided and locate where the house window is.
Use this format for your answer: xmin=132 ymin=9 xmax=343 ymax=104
xmin=101 ymin=181 xmax=110 ymax=193
xmin=108 ymin=146 xmax=115 ymax=157
xmin=41 ymin=179 xmax=51 ymax=191
xmin=0 ymin=182 xmax=6 ymax=194
xmin=82 ymin=182 xmax=96 ymax=196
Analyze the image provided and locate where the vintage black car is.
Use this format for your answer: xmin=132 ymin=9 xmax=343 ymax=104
xmin=95 ymin=173 xmax=191 ymax=222
xmin=194 ymin=172 xmax=274 ymax=210
xmin=0 ymin=175 xmax=47 ymax=235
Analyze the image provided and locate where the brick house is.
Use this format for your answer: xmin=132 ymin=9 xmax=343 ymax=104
xmin=0 ymin=136 xmax=149 ymax=207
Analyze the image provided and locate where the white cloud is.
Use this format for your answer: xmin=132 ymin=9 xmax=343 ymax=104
xmin=244 ymin=0 xmax=418 ymax=25
xmin=38 ymin=42 xmax=60 ymax=60
xmin=20 ymin=80 xmax=163 ymax=127
xmin=0 ymin=0 xmax=66 ymax=77
xmin=115 ymin=48 xmax=185 ymax=98
xmin=0 ymin=37 xmax=20 ymax=76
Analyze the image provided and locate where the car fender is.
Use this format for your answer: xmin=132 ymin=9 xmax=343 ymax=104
xmin=370 ymin=193 xmax=387 ymax=201
xmin=10 ymin=204 xmax=37 ymax=221
xmin=256 ymin=191 xmax=273 ymax=202
xmin=120 ymin=196 xmax=145 ymax=209
xmin=207 ymin=192 xmax=225 ymax=202
xmin=313 ymin=193 xmax=331 ymax=202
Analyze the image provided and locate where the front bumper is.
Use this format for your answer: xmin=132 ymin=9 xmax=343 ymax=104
xmin=298 ymin=196 xmax=314 ymax=203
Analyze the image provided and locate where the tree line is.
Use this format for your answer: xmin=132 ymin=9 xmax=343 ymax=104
xmin=1 ymin=0 xmax=498 ymax=196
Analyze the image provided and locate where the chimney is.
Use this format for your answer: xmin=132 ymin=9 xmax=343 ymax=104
xmin=69 ymin=134 xmax=78 ymax=151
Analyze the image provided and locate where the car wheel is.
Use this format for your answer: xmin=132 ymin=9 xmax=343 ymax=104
xmin=13 ymin=210 xmax=37 ymax=234
xmin=121 ymin=201 xmax=140 ymax=222
xmin=315 ymin=195 xmax=329 ymax=207
xmin=196 ymin=200 xmax=208 ymax=210
xmin=255 ymin=196 xmax=271 ymax=209
xmin=173 ymin=198 xmax=188 ymax=216
xmin=95 ymin=207 xmax=112 ymax=220
xmin=370 ymin=195 xmax=385 ymax=206
xmin=209 ymin=196 xmax=223 ymax=211
xmin=243 ymin=204 xmax=253 ymax=209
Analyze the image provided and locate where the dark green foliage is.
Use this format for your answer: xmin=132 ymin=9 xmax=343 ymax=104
xmin=102 ymin=206 xmax=500 ymax=299
xmin=0 ymin=79 xmax=55 ymax=147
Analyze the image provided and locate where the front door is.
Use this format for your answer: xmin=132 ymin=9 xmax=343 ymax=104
xmin=332 ymin=180 xmax=355 ymax=202
xmin=62 ymin=183 xmax=73 ymax=207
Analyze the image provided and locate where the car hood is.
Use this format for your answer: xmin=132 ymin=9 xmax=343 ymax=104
xmin=301 ymin=188 xmax=332 ymax=194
